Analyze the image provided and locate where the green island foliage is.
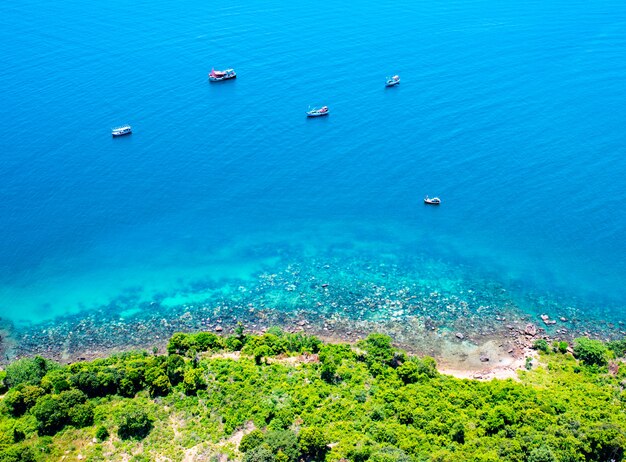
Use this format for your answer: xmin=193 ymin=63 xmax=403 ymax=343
xmin=0 ymin=328 xmax=624 ymax=461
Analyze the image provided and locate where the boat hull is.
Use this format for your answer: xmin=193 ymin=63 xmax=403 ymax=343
xmin=424 ymin=200 xmax=440 ymax=205
xmin=306 ymin=112 xmax=329 ymax=117
xmin=209 ymin=75 xmax=236 ymax=82
xmin=112 ymin=126 xmax=132 ymax=136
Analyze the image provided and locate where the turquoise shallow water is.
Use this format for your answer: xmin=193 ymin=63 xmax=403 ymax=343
xmin=0 ymin=0 xmax=625 ymax=329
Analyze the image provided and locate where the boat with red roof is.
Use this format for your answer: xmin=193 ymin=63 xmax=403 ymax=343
xmin=208 ymin=68 xmax=236 ymax=82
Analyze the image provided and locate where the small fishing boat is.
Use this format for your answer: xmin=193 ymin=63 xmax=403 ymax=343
xmin=386 ymin=75 xmax=400 ymax=87
xmin=306 ymin=106 xmax=329 ymax=117
xmin=112 ymin=125 xmax=132 ymax=136
xmin=424 ymin=196 xmax=441 ymax=205
xmin=208 ymin=68 xmax=236 ymax=82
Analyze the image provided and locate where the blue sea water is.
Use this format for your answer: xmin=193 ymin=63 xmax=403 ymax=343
xmin=1 ymin=0 xmax=625 ymax=328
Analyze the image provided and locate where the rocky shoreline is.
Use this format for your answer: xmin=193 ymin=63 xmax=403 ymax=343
xmin=2 ymin=255 xmax=623 ymax=368
xmin=2 ymin=298 xmax=622 ymax=372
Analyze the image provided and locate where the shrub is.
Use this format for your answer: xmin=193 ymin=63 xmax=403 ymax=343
xmin=607 ymin=338 xmax=626 ymax=358
xmin=556 ymin=341 xmax=569 ymax=354
xmin=149 ymin=374 xmax=171 ymax=397
xmin=397 ymin=356 xmax=438 ymax=383
xmin=243 ymin=446 xmax=275 ymax=462
xmin=526 ymin=357 xmax=533 ymax=370
xmin=320 ymin=362 xmax=338 ymax=383
xmin=319 ymin=343 xmax=352 ymax=383
xmin=573 ymin=338 xmax=608 ymax=367
xmin=527 ymin=445 xmax=557 ymax=462
xmin=68 ymin=403 xmax=94 ymax=428
xmin=194 ymin=332 xmax=223 ymax=351
xmin=117 ymin=408 xmax=153 ymax=440
xmin=4 ymin=356 xmax=58 ymax=388
xmin=240 ymin=429 xmax=265 ymax=453
xmin=57 ymin=389 xmax=87 ymax=408
xmin=264 ymin=430 xmax=299 ymax=462
xmin=3 ymin=389 xmax=27 ymax=417
xmin=19 ymin=386 xmax=45 ymax=412
xmin=167 ymin=333 xmax=191 ymax=355
xmin=95 ymin=426 xmax=109 ymax=441
xmin=225 ymin=336 xmax=243 ymax=351
xmin=254 ymin=346 xmax=271 ymax=365
xmin=358 ymin=334 xmax=395 ymax=369
xmin=370 ymin=446 xmax=411 ymax=462
xmin=31 ymin=396 xmax=68 ymax=436
xmin=69 ymin=369 xmax=119 ymax=398
xmin=182 ymin=368 xmax=205 ymax=395
xmin=533 ymin=339 xmax=549 ymax=353
xmin=166 ymin=354 xmax=185 ymax=386
xmin=0 ymin=445 xmax=37 ymax=462
xmin=298 ymin=426 xmax=328 ymax=459
xmin=450 ymin=421 xmax=465 ymax=444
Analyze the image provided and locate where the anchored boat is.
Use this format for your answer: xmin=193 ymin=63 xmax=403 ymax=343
xmin=208 ymin=68 xmax=236 ymax=82
xmin=112 ymin=125 xmax=132 ymax=137
xmin=424 ymin=196 xmax=441 ymax=205
xmin=306 ymin=106 xmax=329 ymax=117
xmin=386 ymin=75 xmax=400 ymax=87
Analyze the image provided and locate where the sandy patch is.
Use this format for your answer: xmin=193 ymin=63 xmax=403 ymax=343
xmin=435 ymin=338 xmax=535 ymax=381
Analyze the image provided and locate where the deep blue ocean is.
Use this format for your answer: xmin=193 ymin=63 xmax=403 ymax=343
xmin=1 ymin=0 xmax=625 ymax=328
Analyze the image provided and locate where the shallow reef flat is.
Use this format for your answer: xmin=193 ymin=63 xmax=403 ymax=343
xmin=2 ymin=240 xmax=623 ymax=367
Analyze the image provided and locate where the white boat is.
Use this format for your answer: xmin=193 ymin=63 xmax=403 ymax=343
xmin=208 ymin=68 xmax=236 ymax=81
xmin=306 ymin=106 xmax=329 ymax=117
xmin=424 ymin=196 xmax=441 ymax=205
xmin=386 ymin=75 xmax=400 ymax=87
xmin=112 ymin=125 xmax=132 ymax=136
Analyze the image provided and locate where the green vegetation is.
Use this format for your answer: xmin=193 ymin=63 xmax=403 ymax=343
xmin=0 ymin=328 xmax=624 ymax=461
xmin=573 ymin=337 xmax=609 ymax=367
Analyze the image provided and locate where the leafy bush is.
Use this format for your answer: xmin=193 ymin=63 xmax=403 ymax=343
xmin=148 ymin=373 xmax=171 ymax=397
xmin=370 ymin=446 xmax=411 ymax=462
xmin=607 ymin=338 xmax=626 ymax=357
xmin=194 ymin=332 xmax=223 ymax=351
xmin=254 ymin=346 xmax=271 ymax=365
xmin=243 ymin=446 xmax=275 ymax=462
xmin=57 ymin=389 xmax=87 ymax=408
xmin=573 ymin=338 xmax=608 ymax=366
xmin=264 ymin=430 xmax=299 ymax=462
xmin=358 ymin=334 xmax=396 ymax=369
xmin=527 ymin=445 xmax=557 ymax=462
xmin=182 ymin=368 xmax=205 ymax=395
xmin=240 ymin=429 xmax=265 ymax=453
xmin=4 ymin=357 xmax=58 ymax=388
xmin=167 ymin=333 xmax=191 ymax=355
xmin=68 ymin=403 xmax=94 ymax=428
xmin=31 ymin=396 xmax=68 ymax=436
xmin=298 ymin=426 xmax=328 ymax=459
xmin=166 ymin=354 xmax=185 ymax=385
xmin=397 ymin=357 xmax=438 ymax=383
xmin=533 ymin=339 xmax=549 ymax=353
xmin=95 ymin=425 xmax=109 ymax=441
xmin=552 ymin=341 xmax=568 ymax=354
xmin=167 ymin=332 xmax=225 ymax=356
xmin=39 ymin=369 xmax=71 ymax=394
xmin=117 ymin=408 xmax=153 ymax=440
